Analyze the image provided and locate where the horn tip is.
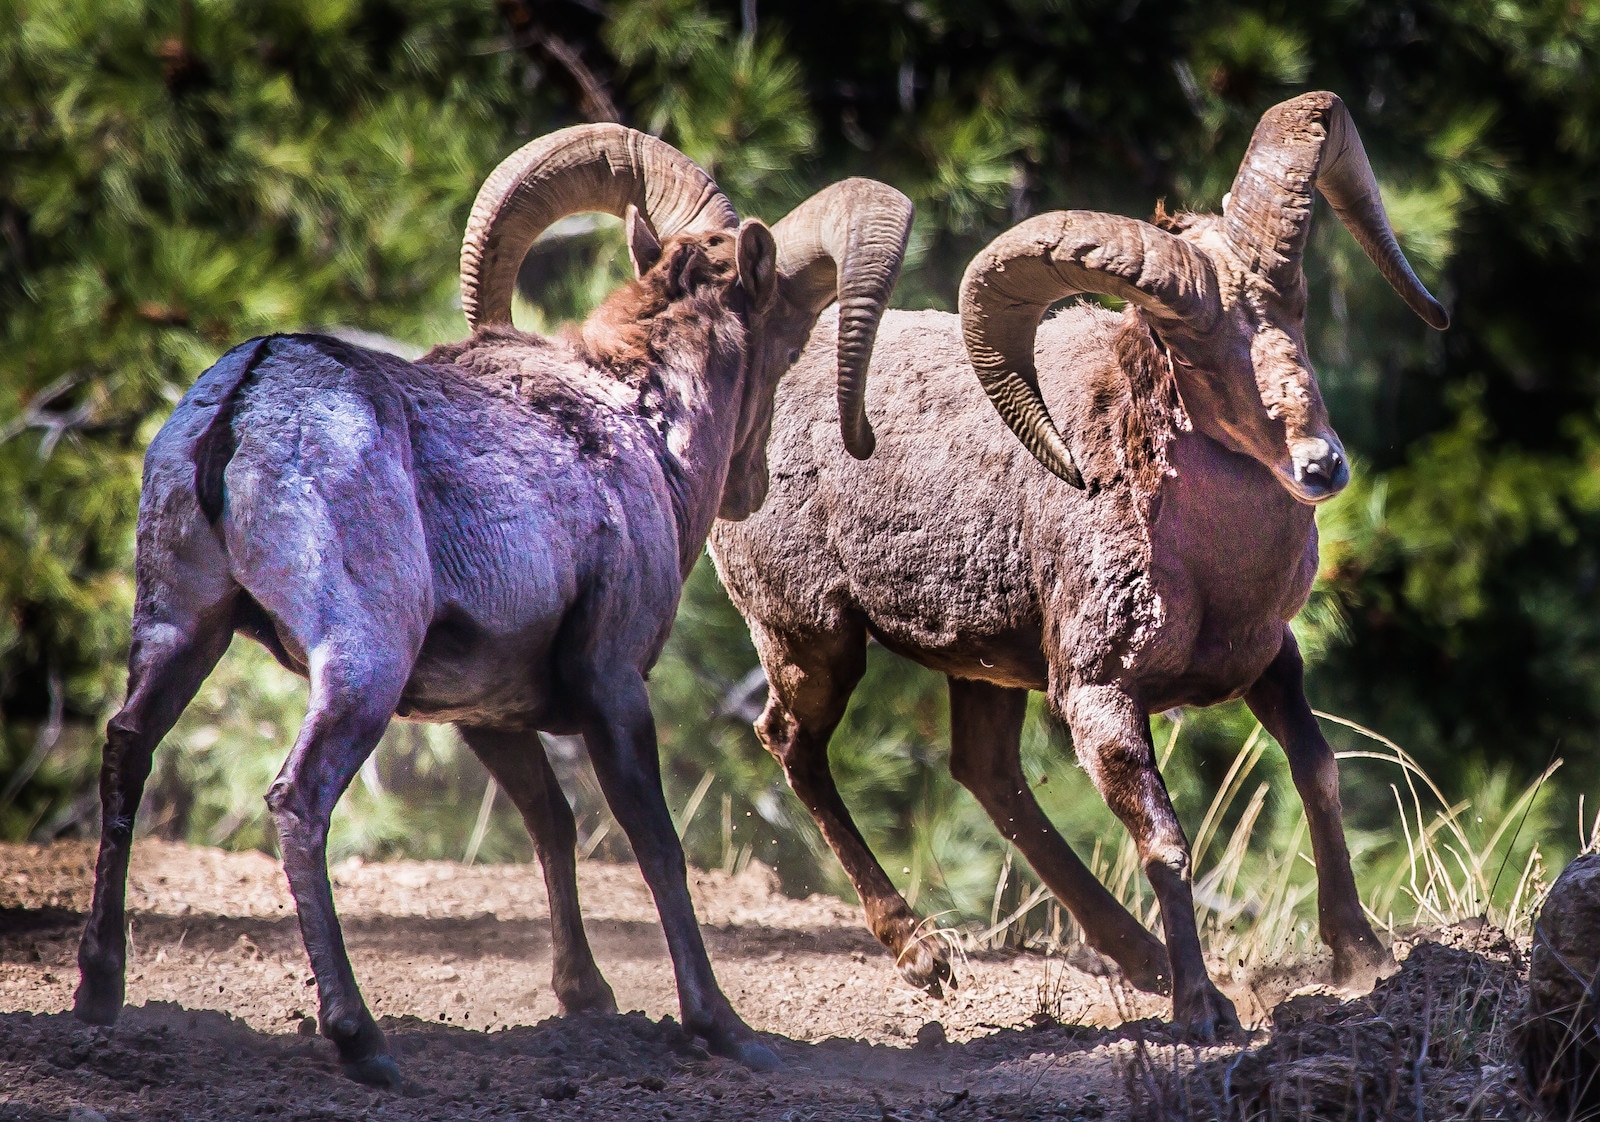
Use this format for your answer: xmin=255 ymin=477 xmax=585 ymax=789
xmin=843 ymin=421 xmax=877 ymax=460
xmin=1035 ymin=429 xmax=1083 ymax=488
xmin=1052 ymin=456 xmax=1085 ymax=489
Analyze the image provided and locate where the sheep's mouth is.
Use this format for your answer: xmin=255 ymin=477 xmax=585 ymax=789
xmin=1276 ymin=462 xmax=1350 ymax=505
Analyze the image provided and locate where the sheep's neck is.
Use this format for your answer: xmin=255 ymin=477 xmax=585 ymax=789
xmin=629 ymin=313 xmax=749 ymax=578
xmin=1105 ymin=318 xmax=1184 ymax=520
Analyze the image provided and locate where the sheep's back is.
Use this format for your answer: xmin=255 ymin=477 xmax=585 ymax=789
xmin=713 ymin=305 xmax=1129 ymax=673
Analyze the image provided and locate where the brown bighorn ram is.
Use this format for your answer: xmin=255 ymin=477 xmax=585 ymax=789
xmin=73 ymin=124 xmax=911 ymax=1081
xmin=710 ymin=92 xmax=1447 ymax=1038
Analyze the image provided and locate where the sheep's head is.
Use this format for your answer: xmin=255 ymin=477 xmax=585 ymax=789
xmin=960 ymin=92 xmax=1448 ymax=504
xmin=571 ymin=221 xmax=772 ymax=375
xmin=459 ymin=126 xmax=911 ymax=521
xmin=719 ymin=179 xmax=914 ymax=519
xmin=617 ymin=178 xmax=913 ymax=519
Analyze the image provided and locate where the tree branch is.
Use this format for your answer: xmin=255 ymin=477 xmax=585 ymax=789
xmin=495 ymin=0 xmax=622 ymax=124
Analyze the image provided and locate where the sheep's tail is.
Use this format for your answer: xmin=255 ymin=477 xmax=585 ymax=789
xmin=184 ymin=336 xmax=273 ymax=525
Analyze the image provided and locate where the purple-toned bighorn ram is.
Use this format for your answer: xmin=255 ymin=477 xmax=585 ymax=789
xmin=710 ymin=92 xmax=1447 ymax=1038
xmin=73 ymin=124 xmax=911 ymax=1081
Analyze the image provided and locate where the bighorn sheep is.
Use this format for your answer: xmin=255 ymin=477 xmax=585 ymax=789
xmin=72 ymin=123 xmax=912 ymax=1081
xmin=710 ymin=92 xmax=1447 ymax=1039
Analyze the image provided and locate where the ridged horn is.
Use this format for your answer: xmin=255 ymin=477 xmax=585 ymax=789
xmin=772 ymin=179 xmax=914 ymax=459
xmin=461 ymin=124 xmax=737 ymax=329
xmin=959 ymin=211 xmax=1221 ymax=487
xmin=1223 ymin=91 xmax=1448 ymax=329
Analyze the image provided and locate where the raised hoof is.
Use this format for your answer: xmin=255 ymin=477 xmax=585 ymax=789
xmin=894 ymin=938 xmax=954 ymax=998
xmin=342 ymin=1053 xmax=403 ymax=1089
xmin=1122 ymin=959 xmax=1172 ymax=997
xmin=1088 ymin=935 xmax=1170 ymax=996
xmin=72 ymin=977 xmax=123 ymax=1027
xmin=1172 ymin=985 xmax=1242 ymax=1044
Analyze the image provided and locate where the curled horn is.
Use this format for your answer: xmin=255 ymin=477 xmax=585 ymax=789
xmin=461 ymin=124 xmax=737 ymax=329
xmin=959 ymin=211 xmax=1221 ymax=487
xmin=1223 ymin=91 xmax=1449 ymax=329
xmin=772 ymin=179 xmax=914 ymax=459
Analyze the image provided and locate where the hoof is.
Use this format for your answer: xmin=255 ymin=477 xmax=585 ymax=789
xmin=556 ymin=974 xmax=619 ymax=1017
xmin=729 ymin=1038 xmax=783 ymax=1072
xmin=72 ymin=977 xmax=123 ymax=1027
xmin=1173 ymin=984 xmax=1242 ymax=1044
xmin=694 ymin=1011 xmax=782 ymax=1072
xmin=1332 ymin=942 xmax=1395 ymax=993
xmin=1121 ymin=959 xmax=1172 ymax=997
xmin=895 ymin=938 xmax=954 ymax=998
xmin=710 ymin=1036 xmax=781 ymax=1072
xmin=326 ymin=1010 xmax=393 ymax=1085
xmin=1095 ymin=936 xmax=1171 ymax=996
xmin=343 ymin=1053 xmax=403 ymax=1089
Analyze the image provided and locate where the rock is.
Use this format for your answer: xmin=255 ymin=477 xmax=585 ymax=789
xmin=67 ymin=1109 xmax=108 ymax=1122
xmin=1521 ymin=852 xmax=1600 ymax=1119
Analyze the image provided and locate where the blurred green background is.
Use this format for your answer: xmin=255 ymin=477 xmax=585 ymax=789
xmin=2 ymin=0 xmax=1597 ymax=947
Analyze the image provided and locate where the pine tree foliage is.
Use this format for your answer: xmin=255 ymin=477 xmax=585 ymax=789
xmin=0 ymin=0 xmax=532 ymax=833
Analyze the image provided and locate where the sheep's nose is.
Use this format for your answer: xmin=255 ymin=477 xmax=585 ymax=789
xmin=1304 ymin=446 xmax=1345 ymax=481
xmin=1296 ymin=443 xmax=1349 ymax=498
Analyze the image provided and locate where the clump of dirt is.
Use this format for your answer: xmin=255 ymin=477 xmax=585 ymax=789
xmin=1126 ymin=938 xmax=1529 ymax=1120
xmin=0 ymin=840 xmax=1538 ymax=1120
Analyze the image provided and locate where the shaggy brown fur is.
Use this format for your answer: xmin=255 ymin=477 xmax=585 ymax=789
xmin=1112 ymin=313 xmax=1183 ymax=509
xmin=1150 ymin=198 xmax=1207 ymax=234
xmin=710 ymin=295 xmax=1384 ymax=1040
xmin=575 ymin=233 xmax=742 ymax=378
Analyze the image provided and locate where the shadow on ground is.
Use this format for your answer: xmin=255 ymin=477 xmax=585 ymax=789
xmin=0 ymin=939 xmax=1534 ymax=1122
xmin=0 ymin=841 xmax=1537 ymax=1120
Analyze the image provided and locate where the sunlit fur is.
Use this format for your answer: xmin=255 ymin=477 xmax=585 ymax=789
xmin=709 ymin=293 xmax=1389 ymax=1038
xmin=72 ymin=227 xmax=808 ymax=1078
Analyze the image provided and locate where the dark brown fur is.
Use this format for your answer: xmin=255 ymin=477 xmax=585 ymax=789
xmin=578 ymin=235 xmax=741 ymax=377
xmin=1113 ymin=313 xmax=1182 ymax=508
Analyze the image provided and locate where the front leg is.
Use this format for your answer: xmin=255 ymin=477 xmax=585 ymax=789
xmin=1245 ymin=629 xmax=1391 ymax=988
xmin=946 ymin=677 xmax=1169 ymax=994
xmin=459 ymin=726 xmax=616 ymax=1015
xmin=1062 ymin=680 xmax=1240 ymax=1041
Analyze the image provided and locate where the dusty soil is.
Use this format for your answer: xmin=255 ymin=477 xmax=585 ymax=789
xmin=0 ymin=841 xmax=1532 ymax=1120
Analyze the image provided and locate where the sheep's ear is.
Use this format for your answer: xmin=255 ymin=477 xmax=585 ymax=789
xmin=736 ymin=218 xmax=778 ymax=313
xmin=626 ymin=204 xmax=663 ymax=277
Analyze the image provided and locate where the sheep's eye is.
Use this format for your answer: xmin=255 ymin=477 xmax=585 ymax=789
xmin=787 ymin=348 xmax=801 ymax=364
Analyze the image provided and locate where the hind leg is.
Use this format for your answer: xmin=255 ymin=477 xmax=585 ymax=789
xmin=267 ymin=637 xmax=415 ymax=1086
xmin=75 ymin=477 xmax=237 ymax=1026
xmin=946 ymin=677 xmax=1169 ymax=994
xmin=459 ymin=726 xmax=616 ymax=1015
xmin=752 ymin=622 xmax=952 ymax=995
xmin=222 ymin=384 xmax=431 ymax=1086
xmin=74 ymin=603 xmax=234 ymax=1024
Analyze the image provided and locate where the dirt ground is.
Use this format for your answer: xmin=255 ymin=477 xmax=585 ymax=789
xmin=0 ymin=840 xmax=1532 ymax=1120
